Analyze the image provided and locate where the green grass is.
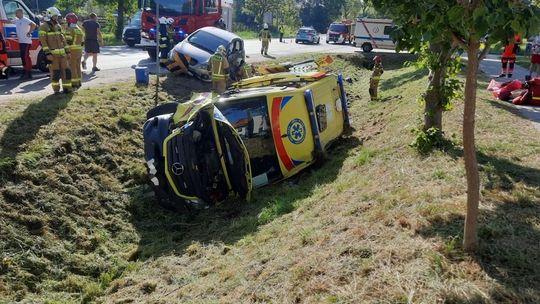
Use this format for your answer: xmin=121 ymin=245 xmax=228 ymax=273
xmin=1 ymin=53 xmax=539 ymax=303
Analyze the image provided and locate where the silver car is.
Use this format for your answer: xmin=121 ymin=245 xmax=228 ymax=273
xmin=168 ymin=27 xmax=245 ymax=82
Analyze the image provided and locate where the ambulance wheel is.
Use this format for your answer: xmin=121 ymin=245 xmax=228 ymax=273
xmin=36 ymin=51 xmax=49 ymax=72
xmin=362 ymin=43 xmax=373 ymax=53
xmin=147 ymin=49 xmax=157 ymax=60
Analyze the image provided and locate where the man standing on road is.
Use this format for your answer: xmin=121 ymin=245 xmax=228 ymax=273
xmin=14 ymin=8 xmax=37 ymax=80
xmin=38 ymin=7 xmax=72 ymax=94
xmin=81 ymin=13 xmax=103 ymax=72
xmin=65 ymin=13 xmax=84 ymax=89
xmin=259 ymin=23 xmax=271 ymax=56
xmin=208 ymin=45 xmax=229 ymax=95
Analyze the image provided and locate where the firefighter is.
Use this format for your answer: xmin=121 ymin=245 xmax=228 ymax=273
xmin=0 ymin=32 xmax=9 ymax=79
xmin=259 ymin=23 xmax=271 ymax=56
xmin=237 ymin=59 xmax=253 ymax=80
xmin=208 ymin=45 xmax=229 ymax=95
xmin=64 ymin=13 xmax=84 ymax=89
xmin=500 ymin=34 xmax=521 ymax=78
xmin=39 ymin=7 xmax=72 ymax=94
xmin=158 ymin=17 xmax=174 ymax=67
xmin=369 ymin=55 xmax=384 ymax=101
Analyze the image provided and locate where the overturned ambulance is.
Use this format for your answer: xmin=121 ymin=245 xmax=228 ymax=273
xmin=143 ymin=71 xmax=350 ymax=210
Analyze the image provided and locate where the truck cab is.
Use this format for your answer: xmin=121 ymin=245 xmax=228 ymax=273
xmin=326 ymin=20 xmax=355 ymax=45
xmin=0 ymin=0 xmax=48 ymax=72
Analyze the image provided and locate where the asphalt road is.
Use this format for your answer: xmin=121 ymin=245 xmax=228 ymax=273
xmin=0 ymin=35 xmax=365 ymax=103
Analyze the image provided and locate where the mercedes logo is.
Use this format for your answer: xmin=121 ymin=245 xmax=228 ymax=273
xmin=171 ymin=163 xmax=185 ymax=176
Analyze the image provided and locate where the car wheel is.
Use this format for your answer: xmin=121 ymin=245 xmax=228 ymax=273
xmin=362 ymin=43 xmax=373 ymax=53
xmin=127 ymin=41 xmax=136 ymax=48
xmin=295 ymin=40 xmax=299 ymax=44
xmin=317 ymin=38 xmax=320 ymax=44
xmin=36 ymin=50 xmax=49 ymax=72
xmin=326 ymin=40 xmax=329 ymax=44
xmin=146 ymin=102 xmax=179 ymax=120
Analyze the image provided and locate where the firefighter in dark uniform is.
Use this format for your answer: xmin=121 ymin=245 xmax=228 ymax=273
xmin=259 ymin=23 xmax=271 ymax=56
xmin=208 ymin=45 xmax=229 ymax=95
xmin=237 ymin=59 xmax=253 ymax=80
xmin=39 ymin=7 xmax=72 ymax=94
xmin=369 ymin=55 xmax=383 ymax=101
xmin=64 ymin=13 xmax=84 ymax=89
xmin=158 ymin=17 xmax=174 ymax=66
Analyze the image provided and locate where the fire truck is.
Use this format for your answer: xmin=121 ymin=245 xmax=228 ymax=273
xmin=139 ymin=0 xmax=223 ymax=59
xmin=0 ymin=0 xmax=48 ymax=72
xmin=326 ymin=20 xmax=355 ymax=45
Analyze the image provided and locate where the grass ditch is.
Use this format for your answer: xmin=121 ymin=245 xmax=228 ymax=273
xmin=0 ymin=53 xmax=539 ymax=303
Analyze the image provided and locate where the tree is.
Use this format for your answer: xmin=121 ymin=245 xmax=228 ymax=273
xmin=343 ymin=0 xmax=374 ymax=19
xmin=244 ymin=0 xmax=283 ymax=25
xmin=374 ymin=0 xmax=539 ymax=251
xmin=299 ymin=0 xmax=346 ymax=32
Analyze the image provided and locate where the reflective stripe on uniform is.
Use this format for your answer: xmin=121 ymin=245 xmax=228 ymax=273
xmin=532 ymin=96 xmax=540 ymax=100
xmin=69 ymin=46 xmax=83 ymax=51
xmin=212 ymin=74 xmax=226 ymax=80
xmin=51 ymin=49 xmax=66 ymax=55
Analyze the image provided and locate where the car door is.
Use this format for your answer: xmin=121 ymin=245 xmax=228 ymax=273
xmin=268 ymin=92 xmax=315 ymax=177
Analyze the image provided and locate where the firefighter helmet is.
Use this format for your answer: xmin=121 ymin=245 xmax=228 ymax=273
xmin=373 ymin=55 xmax=382 ymax=63
xmin=217 ymin=45 xmax=227 ymax=55
xmin=166 ymin=17 xmax=174 ymax=25
xmin=159 ymin=16 xmax=168 ymax=24
xmin=263 ymin=23 xmax=269 ymax=29
xmin=46 ymin=7 xmax=61 ymax=18
xmin=65 ymin=13 xmax=78 ymax=24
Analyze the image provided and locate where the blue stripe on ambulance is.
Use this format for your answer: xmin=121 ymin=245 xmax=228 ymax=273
xmin=355 ymin=36 xmax=393 ymax=41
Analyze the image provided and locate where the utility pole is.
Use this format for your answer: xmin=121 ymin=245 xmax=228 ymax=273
xmin=155 ymin=0 xmax=160 ymax=106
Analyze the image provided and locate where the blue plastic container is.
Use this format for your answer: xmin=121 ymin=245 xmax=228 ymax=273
xmin=135 ymin=66 xmax=149 ymax=85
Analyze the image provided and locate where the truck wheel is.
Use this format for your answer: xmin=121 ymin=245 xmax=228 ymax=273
xmin=147 ymin=49 xmax=157 ymax=60
xmin=36 ymin=50 xmax=49 ymax=72
xmin=362 ymin=43 xmax=373 ymax=53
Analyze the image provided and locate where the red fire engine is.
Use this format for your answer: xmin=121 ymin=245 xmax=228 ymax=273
xmin=0 ymin=0 xmax=48 ymax=73
xmin=139 ymin=0 xmax=223 ymax=59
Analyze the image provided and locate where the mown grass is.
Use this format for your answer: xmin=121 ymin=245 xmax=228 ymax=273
xmin=0 ymin=53 xmax=539 ymax=303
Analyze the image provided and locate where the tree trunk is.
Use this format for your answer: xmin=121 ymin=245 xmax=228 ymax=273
xmin=462 ymin=43 xmax=481 ymax=252
xmin=115 ymin=0 xmax=125 ymax=41
xmin=423 ymin=67 xmax=444 ymax=131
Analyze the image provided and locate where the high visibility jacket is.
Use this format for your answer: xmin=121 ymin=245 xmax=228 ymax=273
xmin=259 ymin=29 xmax=271 ymax=42
xmin=502 ymin=34 xmax=522 ymax=58
xmin=65 ymin=24 xmax=84 ymax=51
xmin=209 ymin=53 xmax=229 ymax=80
xmin=371 ymin=63 xmax=384 ymax=80
xmin=39 ymin=21 xmax=69 ymax=55
xmin=240 ymin=63 xmax=253 ymax=79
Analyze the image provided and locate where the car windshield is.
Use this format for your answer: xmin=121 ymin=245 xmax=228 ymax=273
xmin=129 ymin=18 xmax=141 ymax=27
xmin=298 ymin=29 xmax=314 ymax=34
xmin=146 ymin=0 xmax=192 ymax=15
xmin=188 ymin=30 xmax=229 ymax=54
xmin=329 ymin=24 xmax=346 ymax=32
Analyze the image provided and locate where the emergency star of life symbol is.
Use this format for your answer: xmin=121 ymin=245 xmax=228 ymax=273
xmin=287 ymin=118 xmax=306 ymax=144
xmin=171 ymin=163 xmax=185 ymax=176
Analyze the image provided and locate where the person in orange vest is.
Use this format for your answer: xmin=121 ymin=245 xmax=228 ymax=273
xmin=499 ymin=34 xmax=522 ymax=78
xmin=208 ymin=45 xmax=229 ymax=95
xmin=0 ymin=31 xmax=9 ymax=79
xmin=369 ymin=56 xmax=384 ymax=101
xmin=39 ymin=7 xmax=72 ymax=94
xmin=64 ymin=13 xmax=84 ymax=89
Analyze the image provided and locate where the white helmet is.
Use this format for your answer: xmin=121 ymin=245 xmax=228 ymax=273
xmin=263 ymin=23 xmax=269 ymax=29
xmin=159 ymin=16 xmax=167 ymax=24
xmin=166 ymin=17 xmax=174 ymax=25
xmin=46 ymin=7 xmax=61 ymax=18
xmin=217 ymin=45 xmax=226 ymax=55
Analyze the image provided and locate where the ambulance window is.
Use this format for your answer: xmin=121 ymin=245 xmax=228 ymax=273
xmin=316 ymin=105 xmax=327 ymax=132
xmin=383 ymin=26 xmax=395 ymax=35
xmin=3 ymin=1 xmax=19 ymax=19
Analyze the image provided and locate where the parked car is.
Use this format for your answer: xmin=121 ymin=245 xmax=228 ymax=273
xmin=122 ymin=11 xmax=142 ymax=47
xmin=168 ymin=26 xmax=245 ymax=82
xmin=142 ymin=71 xmax=350 ymax=210
xmin=295 ymin=27 xmax=320 ymax=44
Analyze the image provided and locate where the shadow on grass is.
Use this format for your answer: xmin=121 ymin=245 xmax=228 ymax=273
xmin=160 ymin=73 xmax=212 ymax=100
xmin=0 ymin=93 xmax=72 ymax=159
xmin=417 ymin=150 xmax=540 ymax=302
xmin=341 ymin=52 xmax=418 ymax=71
xmin=380 ymin=68 xmax=429 ymax=91
xmin=129 ymin=135 xmax=361 ymax=260
xmin=486 ymin=98 xmax=540 ymax=127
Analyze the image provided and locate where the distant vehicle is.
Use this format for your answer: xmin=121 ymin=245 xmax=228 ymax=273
xmin=295 ymin=26 xmax=320 ymax=44
xmin=0 ymin=0 xmax=48 ymax=72
xmin=142 ymin=71 xmax=350 ymax=210
xmin=139 ymin=0 xmax=223 ymax=59
xmin=168 ymin=26 xmax=245 ymax=82
xmin=326 ymin=20 xmax=355 ymax=44
xmin=122 ymin=10 xmax=141 ymax=47
xmin=354 ymin=18 xmax=396 ymax=53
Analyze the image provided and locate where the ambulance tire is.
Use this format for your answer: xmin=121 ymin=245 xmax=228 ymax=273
xmin=362 ymin=43 xmax=373 ymax=53
xmin=36 ymin=51 xmax=49 ymax=72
